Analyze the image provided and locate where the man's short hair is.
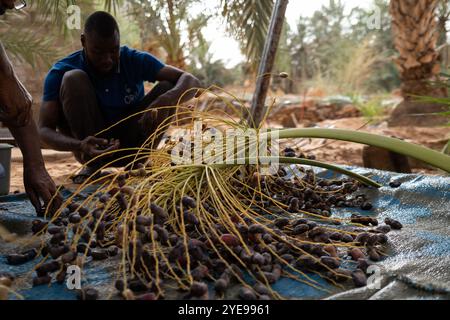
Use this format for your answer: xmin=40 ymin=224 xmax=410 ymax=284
xmin=84 ymin=11 xmax=120 ymax=38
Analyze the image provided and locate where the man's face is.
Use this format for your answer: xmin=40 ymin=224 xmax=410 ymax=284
xmin=81 ymin=31 xmax=120 ymax=76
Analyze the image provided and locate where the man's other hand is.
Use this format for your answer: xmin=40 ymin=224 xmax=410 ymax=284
xmin=24 ymin=166 xmax=62 ymax=217
xmin=80 ymin=136 xmax=120 ymax=159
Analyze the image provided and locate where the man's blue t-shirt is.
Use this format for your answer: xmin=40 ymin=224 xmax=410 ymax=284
xmin=43 ymin=46 xmax=165 ymax=122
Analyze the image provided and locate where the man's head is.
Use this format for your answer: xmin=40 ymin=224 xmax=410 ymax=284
xmin=0 ymin=0 xmax=16 ymax=15
xmin=81 ymin=11 xmax=120 ymax=75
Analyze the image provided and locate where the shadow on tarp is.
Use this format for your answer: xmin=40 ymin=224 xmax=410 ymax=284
xmin=0 ymin=168 xmax=449 ymax=300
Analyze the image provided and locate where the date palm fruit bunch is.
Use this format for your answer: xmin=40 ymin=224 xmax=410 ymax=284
xmin=5 ymin=87 xmax=449 ymax=300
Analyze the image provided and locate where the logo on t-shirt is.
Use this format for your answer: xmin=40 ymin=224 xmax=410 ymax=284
xmin=124 ymin=86 xmax=138 ymax=105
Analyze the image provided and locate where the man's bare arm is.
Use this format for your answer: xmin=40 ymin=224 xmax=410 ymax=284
xmin=39 ymin=100 xmax=119 ymax=158
xmin=0 ymin=42 xmax=32 ymax=127
xmin=0 ymin=41 xmax=13 ymax=75
xmin=0 ymin=5 xmax=61 ymax=216
xmin=151 ymin=66 xmax=202 ymax=108
xmin=8 ymin=120 xmax=61 ymax=214
xmin=9 ymin=120 xmax=46 ymax=170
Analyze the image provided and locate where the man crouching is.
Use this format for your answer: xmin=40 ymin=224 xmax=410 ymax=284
xmin=39 ymin=11 xmax=201 ymax=183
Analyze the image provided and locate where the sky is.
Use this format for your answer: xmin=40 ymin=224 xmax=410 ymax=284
xmin=203 ymin=0 xmax=374 ymax=67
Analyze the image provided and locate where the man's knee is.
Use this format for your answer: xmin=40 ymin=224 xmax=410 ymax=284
xmin=60 ymin=70 xmax=96 ymax=113
xmin=60 ymin=70 xmax=95 ymax=103
xmin=59 ymin=69 xmax=104 ymax=138
xmin=61 ymin=69 xmax=90 ymax=90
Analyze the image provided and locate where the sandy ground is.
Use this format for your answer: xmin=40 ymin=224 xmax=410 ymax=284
xmin=8 ymin=117 xmax=449 ymax=194
xmin=10 ymin=150 xmax=79 ymax=193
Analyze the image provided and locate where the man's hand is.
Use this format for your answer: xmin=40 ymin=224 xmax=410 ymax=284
xmin=7 ymin=119 xmax=61 ymax=217
xmin=23 ymin=166 xmax=62 ymax=217
xmin=79 ymin=136 xmax=120 ymax=159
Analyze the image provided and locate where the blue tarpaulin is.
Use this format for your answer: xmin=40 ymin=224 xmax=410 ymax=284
xmin=1 ymin=168 xmax=449 ymax=300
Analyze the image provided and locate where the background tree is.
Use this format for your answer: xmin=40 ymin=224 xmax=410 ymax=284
xmin=284 ymin=0 xmax=390 ymax=95
xmin=3 ymin=0 xmax=450 ymax=108
xmin=0 ymin=0 xmax=123 ymax=68
xmin=388 ymin=0 xmax=448 ymax=126
xmin=288 ymin=17 xmax=312 ymax=83
xmin=220 ymin=0 xmax=274 ymax=73
xmin=126 ymin=0 xmax=207 ymax=69
xmin=437 ymin=0 xmax=450 ymax=70
xmin=0 ymin=0 xmax=123 ymax=123
xmin=349 ymin=0 xmax=400 ymax=92
xmin=271 ymin=22 xmax=292 ymax=93
xmin=186 ymin=15 xmax=240 ymax=87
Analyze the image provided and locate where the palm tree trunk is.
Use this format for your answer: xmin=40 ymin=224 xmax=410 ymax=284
xmin=389 ymin=0 xmax=448 ymax=127
xmin=248 ymin=0 xmax=289 ymax=128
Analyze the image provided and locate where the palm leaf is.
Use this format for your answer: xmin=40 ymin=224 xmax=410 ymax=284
xmin=1 ymin=27 xmax=59 ymax=68
xmin=103 ymin=0 xmax=124 ymax=15
xmin=29 ymin=0 xmax=76 ymax=33
xmin=0 ymin=0 xmax=123 ymax=68
xmin=221 ymin=0 xmax=274 ymax=71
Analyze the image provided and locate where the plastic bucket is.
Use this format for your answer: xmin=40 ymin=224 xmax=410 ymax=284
xmin=0 ymin=144 xmax=13 ymax=196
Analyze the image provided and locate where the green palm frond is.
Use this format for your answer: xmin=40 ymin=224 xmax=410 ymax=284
xmin=221 ymin=0 xmax=274 ymax=71
xmin=29 ymin=0 xmax=76 ymax=32
xmin=1 ymin=26 xmax=60 ymax=68
xmin=29 ymin=0 xmax=75 ymax=16
xmin=0 ymin=0 xmax=123 ymax=68
xmin=103 ymin=0 xmax=124 ymax=15
xmin=29 ymin=0 xmax=123 ymax=30
xmin=30 ymin=0 xmax=122 ymax=17
xmin=0 ymin=1 xmax=73 ymax=68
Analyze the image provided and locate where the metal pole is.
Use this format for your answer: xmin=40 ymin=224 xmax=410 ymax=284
xmin=247 ymin=0 xmax=289 ymax=128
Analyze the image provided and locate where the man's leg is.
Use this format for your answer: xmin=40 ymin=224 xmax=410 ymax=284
xmin=59 ymin=69 xmax=107 ymax=164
